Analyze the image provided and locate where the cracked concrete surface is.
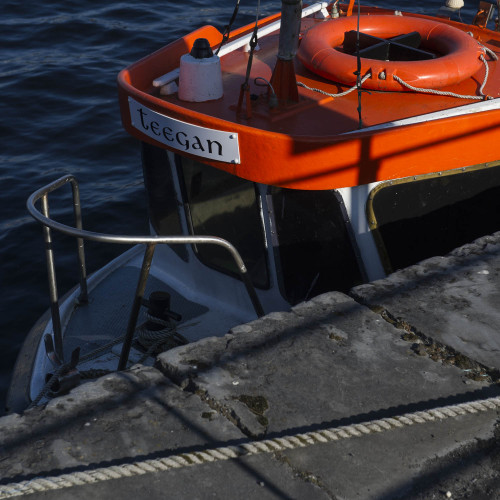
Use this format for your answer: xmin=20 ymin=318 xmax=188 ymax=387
xmin=351 ymin=232 xmax=500 ymax=373
xmin=2 ymin=233 xmax=500 ymax=498
xmin=157 ymin=292 xmax=495 ymax=440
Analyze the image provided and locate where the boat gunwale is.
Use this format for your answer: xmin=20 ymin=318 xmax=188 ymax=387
xmin=117 ymin=6 xmax=500 ymax=190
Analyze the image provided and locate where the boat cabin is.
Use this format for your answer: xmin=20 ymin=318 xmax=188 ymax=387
xmin=142 ymin=142 xmax=500 ymax=308
xmin=120 ymin=0 xmax=500 ymax=310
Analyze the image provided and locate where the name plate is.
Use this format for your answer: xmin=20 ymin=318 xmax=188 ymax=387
xmin=129 ymin=97 xmax=240 ymax=164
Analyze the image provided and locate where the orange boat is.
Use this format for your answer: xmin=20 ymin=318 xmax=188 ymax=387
xmin=116 ymin=0 xmax=500 ymax=275
xmin=8 ymin=1 xmax=500 ymax=411
xmin=119 ymin=2 xmax=499 ymax=192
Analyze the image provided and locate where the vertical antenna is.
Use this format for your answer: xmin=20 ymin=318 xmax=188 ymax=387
xmin=355 ymin=0 xmax=363 ymax=129
xmin=216 ymin=0 xmax=241 ymax=55
xmin=237 ymin=0 xmax=261 ymax=117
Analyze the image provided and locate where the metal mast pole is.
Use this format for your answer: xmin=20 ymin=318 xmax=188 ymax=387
xmin=270 ymin=0 xmax=302 ymax=104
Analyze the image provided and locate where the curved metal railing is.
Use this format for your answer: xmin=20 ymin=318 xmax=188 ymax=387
xmin=28 ymin=175 xmax=264 ymax=370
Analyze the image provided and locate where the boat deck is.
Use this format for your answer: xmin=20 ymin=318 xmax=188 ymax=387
xmin=126 ymin=9 xmax=500 ymax=135
xmin=118 ymin=7 xmax=500 ymax=190
xmin=62 ymin=265 xmax=209 ymax=368
xmin=157 ymin=20 xmax=500 ymax=134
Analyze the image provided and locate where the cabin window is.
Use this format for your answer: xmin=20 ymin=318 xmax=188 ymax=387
xmin=141 ymin=142 xmax=188 ymax=261
xmin=179 ymin=157 xmax=269 ymax=289
xmin=368 ymin=162 xmax=500 ymax=272
xmin=270 ymin=188 xmax=363 ymax=305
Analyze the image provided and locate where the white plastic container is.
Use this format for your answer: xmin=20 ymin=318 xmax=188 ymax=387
xmin=178 ymin=51 xmax=223 ymax=102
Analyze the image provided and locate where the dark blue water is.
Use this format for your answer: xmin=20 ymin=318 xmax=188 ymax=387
xmin=0 ymin=0 xmax=476 ymax=412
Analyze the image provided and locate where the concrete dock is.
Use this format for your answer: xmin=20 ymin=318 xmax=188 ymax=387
xmin=1 ymin=233 xmax=500 ymax=499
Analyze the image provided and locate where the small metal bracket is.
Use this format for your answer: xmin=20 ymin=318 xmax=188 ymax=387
xmin=44 ymin=334 xmax=62 ymax=369
xmin=473 ymin=1 xmax=497 ymax=28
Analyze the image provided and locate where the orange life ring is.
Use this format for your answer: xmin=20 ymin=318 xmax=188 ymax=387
xmin=297 ymin=15 xmax=484 ymax=91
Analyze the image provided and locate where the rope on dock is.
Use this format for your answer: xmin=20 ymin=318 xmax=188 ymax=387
xmin=1 ymin=395 xmax=499 ymax=498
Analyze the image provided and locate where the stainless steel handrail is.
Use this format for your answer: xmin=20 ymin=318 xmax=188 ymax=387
xmin=27 ymin=175 xmax=265 ymax=371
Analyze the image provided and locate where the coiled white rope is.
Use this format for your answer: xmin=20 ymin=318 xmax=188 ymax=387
xmin=393 ymin=53 xmax=493 ymax=100
xmin=482 ymin=46 xmax=498 ymax=61
xmin=468 ymin=32 xmax=499 ymax=63
xmin=136 ymin=314 xmax=187 ymax=350
xmin=297 ymin=72 xmax=372 ymax=98
xmin=135 ymin=314 xmax=188 ymax=364
xmin=2 ymin=395 xmax=499 ymax=498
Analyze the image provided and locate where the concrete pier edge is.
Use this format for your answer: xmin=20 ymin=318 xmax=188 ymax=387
xmin=1 ymin=231 xmax=500 ymax=499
